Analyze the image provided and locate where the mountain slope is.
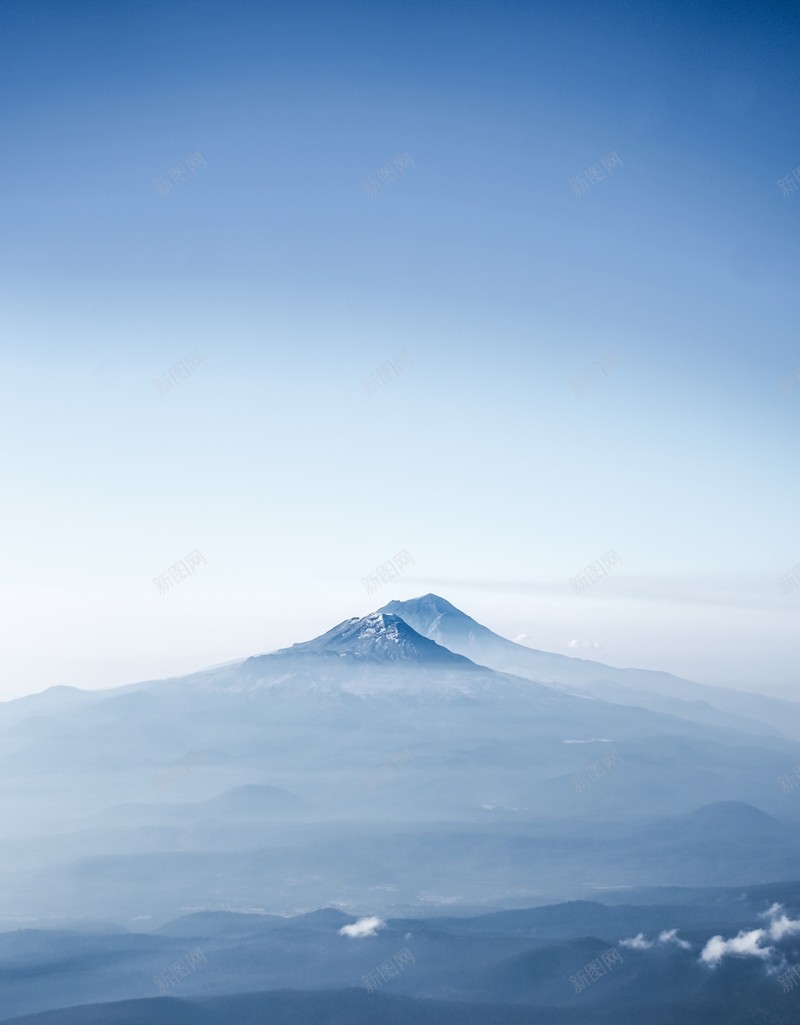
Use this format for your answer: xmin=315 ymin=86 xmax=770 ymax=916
xmin=1 ymin=597 xmax=798 ymax=929
xmin=380 ymin=595 xmax=794 ymax=739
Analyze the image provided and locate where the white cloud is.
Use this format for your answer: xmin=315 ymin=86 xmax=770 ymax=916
xmin=762 ymin=903 xmax=800 ymax=941
xmin=700 ymin=929 xmax=771 ymax=966
xmin=513 ymin=634 xmax=530 ymax=644
xmin=568 ymin=639 xmax=602 ymax=650
xmin=339 ymin=915 xmax=385 ymax=939
xmin=621 ymin=928 xmax=692 ymax=951
xmin=659 ymin=928 xmax=691 ymax=950
xmin=700 ymin=904 xmax=800 ymax=966
xmin=621 ymin=907 xmax=799 ymax=968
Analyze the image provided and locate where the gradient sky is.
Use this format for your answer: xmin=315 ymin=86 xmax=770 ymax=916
xmin=1 ymin=0 xmax=798 ymax=701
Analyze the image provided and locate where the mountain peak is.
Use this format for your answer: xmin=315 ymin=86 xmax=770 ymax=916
xmin=379 ymin=594 xmax=489 ymax=646
xmin=277 ymin=611 xmax=475 ymax=666
xmin=393 ymin=593 xmax=462 ymax=615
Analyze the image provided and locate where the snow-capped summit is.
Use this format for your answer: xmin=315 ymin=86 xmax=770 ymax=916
xmin=276 ymin=611 xmax=475 ymax=665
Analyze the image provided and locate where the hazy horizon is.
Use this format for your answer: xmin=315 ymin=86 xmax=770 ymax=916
xmin=3 ymin=585 xmax=795 ymax=704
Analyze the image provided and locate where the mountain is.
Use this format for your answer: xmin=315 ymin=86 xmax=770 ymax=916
xmin=380 ymin=594 xmax=507 ymax=653
xmin=3 ymin=595 xmax=800 ymax=1025
xmin=5 ymin=889 xmax=800 ymax=1025
xmin=0 ymin=596 xmax=798 ymax=929
xmin=274 ymin=611 xmax=476 ymax=666
xmin=380 ymin=595 xmax=796 ymax=739
xmin=0 ymin=991 xmax=545 ymax=1025
xmin=198 ymin=784 xmax=304 ymax=816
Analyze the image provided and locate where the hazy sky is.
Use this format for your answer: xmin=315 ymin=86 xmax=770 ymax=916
xmin=1 ymin=0 xmax=798 ymax=701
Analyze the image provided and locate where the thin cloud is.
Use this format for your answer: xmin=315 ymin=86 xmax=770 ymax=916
xmin=621 ymin=928 xmax=691 ymax=951
xmin=418 ymin=573 xmax=782 ymax=613
xmin=659 ymin=928 xmax=692 ymax=950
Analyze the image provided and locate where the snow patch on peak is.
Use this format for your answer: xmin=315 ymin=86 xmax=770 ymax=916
xmin=278 ymin=611 xmax=475 ymax=666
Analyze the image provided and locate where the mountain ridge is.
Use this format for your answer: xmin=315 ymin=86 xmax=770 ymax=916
xmin=379 ymin=595 xmax=796 ymax=739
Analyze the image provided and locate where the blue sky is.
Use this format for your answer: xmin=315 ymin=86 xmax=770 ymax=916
xmin=1 ymin=0 xmax=798 ymax=699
